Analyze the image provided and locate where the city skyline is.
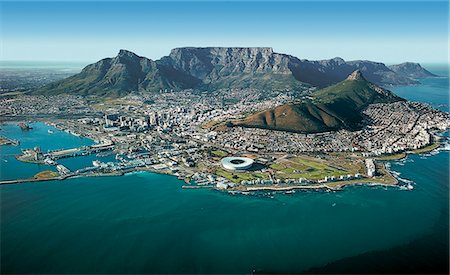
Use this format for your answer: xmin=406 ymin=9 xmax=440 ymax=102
xmin=1 ymin=0 xmax=448 ymax=63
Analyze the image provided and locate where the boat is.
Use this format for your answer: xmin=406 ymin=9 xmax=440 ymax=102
xmin=44 ymin=158 xmax=56 ymax=165
xmin=48 ymin=129 xmax=54 ymax=134
xmin=92 ymin=160 xmax=102 ymax=167
xmin=440 ymin=143 xmax=450 ymax=151
xmin=18 ymin=122 xmax=32 ymax=130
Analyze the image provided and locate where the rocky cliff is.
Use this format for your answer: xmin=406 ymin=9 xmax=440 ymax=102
xmin=35 ymin=47 xmax=432 ymax=97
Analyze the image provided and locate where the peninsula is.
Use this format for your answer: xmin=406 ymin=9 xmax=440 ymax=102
xmin=1 ymin=48 xmax=448 ymax=193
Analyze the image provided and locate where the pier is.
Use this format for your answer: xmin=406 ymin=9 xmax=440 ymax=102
xmin=0 ymin=176 xmax=63 ymax=185
xmin=0 ymin=135 xmax=20 ymax=146
xmin=182 ymin=185 xmax=214 ymax=189
xmin=46 ymin=143 xmax=114 ymax=159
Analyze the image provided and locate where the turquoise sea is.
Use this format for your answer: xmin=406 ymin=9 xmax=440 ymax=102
xmin=0 ymin=123 xmax=118 ymax=181
xmin=392 ymin=64 xmax=449 ymax=112
xmin=0 ymin=65 xmax=449 ymax=274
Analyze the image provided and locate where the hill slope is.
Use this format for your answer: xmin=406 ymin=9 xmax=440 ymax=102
xmin=232 ymin=70 xmax=404 ymax=133
xmin=35 ymin=47 xmax=430 ymax=97
xmin=36 ymin=50 xmax=199 ymax=97
xmin=388 ymin=62 xmax=437 ymax=79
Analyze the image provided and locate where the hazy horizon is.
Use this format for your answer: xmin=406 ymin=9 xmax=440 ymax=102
xmin=1 ymin=1 xmax=448 ymax=64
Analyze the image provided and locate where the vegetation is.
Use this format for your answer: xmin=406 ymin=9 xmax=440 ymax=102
xmin=233 ymin=72 xmax=403 ymax=133
xmin=215 ymin=168 xmax=268 ymax=183
xmin=270 ymin=156 xmax=350 ymax=180
xmin=34 ymin=171 xmax=59 ymax=179
xmin=376 ymin=153 xmax=407 ymax=161
xmin=313 ymin=77 xmax=401 ymax=106
xmin=411 ymin=142 xmax=440 ymax=154
xmin=211 ymin=150 xmax=228 ymax=157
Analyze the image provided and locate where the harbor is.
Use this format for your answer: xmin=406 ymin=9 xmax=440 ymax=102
xmin=0 ymin=121 xmax=437 ymax=191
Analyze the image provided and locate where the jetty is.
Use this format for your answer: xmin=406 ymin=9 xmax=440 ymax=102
xmin=182 ymin=185 xmax=214 ymax=189
xmin=46 ymin=142 xmax=114 ymax=159
xmin=0 ymin=135 xmax=19 ymax=146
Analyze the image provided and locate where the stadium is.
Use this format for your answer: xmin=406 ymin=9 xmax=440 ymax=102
xmin=221 ymin=157 xmax=254 ymax=171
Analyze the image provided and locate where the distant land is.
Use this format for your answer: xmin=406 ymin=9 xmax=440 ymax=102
xmin=34 ymin=47 xmax=436 ymax=98
xmin=231 ymin=70 xmax=404 ymax=133
xmin=388 ymin=62 xmax=437 ymax=79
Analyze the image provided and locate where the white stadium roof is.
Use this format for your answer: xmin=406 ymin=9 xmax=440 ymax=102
xmin=221 ymin=157 xmax=254 ymax=171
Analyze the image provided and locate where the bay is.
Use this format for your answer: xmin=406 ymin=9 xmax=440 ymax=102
xmin=0 ymin=64 xmax=448 ymax=274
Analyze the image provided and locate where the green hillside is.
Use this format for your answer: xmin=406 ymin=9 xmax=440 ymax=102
xmin=231 ymin=70 xmax=404 ymax=133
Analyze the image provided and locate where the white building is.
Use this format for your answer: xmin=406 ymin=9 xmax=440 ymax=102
xmin=221 ymin=157 xmax=254 ymax=171
xmin=365 ymin=158 xmax=376 ymax=177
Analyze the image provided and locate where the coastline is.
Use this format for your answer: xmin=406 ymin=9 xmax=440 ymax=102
xmin=0 ymin=121 xmax=446 ymax=193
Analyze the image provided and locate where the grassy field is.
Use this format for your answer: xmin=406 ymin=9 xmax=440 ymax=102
xmin=376 ymin=152 xmax=407 ymax=161
xmin=411 ymin=142 xmax=440 ymax=154
xmin=211 ymin=150 xmax=228 ymax=157
xmin=215 ymin=168 xmax=268 ymax=183
xmin=34 ymin=171 xmax=59 ymax=179
xmin=270 ymin=155 xmax=351 ymax=180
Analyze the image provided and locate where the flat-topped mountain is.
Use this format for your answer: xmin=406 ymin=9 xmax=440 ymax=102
xmin=231 ymin=70 xmax=404 ymax=133
xmin=159 ymin=47 xmax=305 ymax=91
xmin=35 ymin=47 xmax=434 ymax=97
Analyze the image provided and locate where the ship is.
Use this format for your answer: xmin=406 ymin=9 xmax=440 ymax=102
xmin=18 ymin=122 xmax=32 ymax=130
xmin=44 ymin=158 xmax=56 ymax=165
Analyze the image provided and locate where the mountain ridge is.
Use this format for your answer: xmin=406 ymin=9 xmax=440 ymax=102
xmin=34 ymin=47 xmax=435 ymax=97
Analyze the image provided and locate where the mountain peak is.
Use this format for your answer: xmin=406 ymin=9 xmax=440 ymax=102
xmin=331 ymin=57 xmax=345 ymax=63
xmin=117 ymin=49 xmax=139 ymax=59
xmin=234 ymin=69 xmax=403 ymax=134
xmin=346 ymin=70 xmax=365 ymax=81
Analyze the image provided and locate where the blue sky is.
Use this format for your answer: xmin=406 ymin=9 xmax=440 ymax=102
xmin=1 ymin=1 xmax=448 ymax=63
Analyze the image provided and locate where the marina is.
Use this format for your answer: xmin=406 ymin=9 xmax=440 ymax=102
xmin=1 ymin=0 xmax=449 ymax=273
xmin=1 ymin=150 xmax=448 ymax=274
xmin=0 ymin=120 xmax=438 ymax=192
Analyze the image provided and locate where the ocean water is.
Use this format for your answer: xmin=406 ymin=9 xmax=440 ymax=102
xmin=0 ymin=65 xmax=449 ymax=274
xmin=1 ymin=151 xmax=448 ymax=274
xmin=0 ymin=122 xmax=94 ymax=180
xmin=391 ymin=64 xmax=449 ymax=112
xmin=0 ymin=122 xmax=118 ymax=180
xmin=0 ymin=60 xmax=87 ymax=71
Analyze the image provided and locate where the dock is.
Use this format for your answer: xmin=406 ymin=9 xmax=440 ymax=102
xmin=182 ymin=185 xmax=214 ymax=189
xmin=0 ymin=176 xmax=63 ymax=185
xmin=56 ymin=164 xmax=71 ymax=175
xmin=46 ymin=143 xmax=114 ymax=159
xmin=0 ymin=135 xmax=19 ymax=146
